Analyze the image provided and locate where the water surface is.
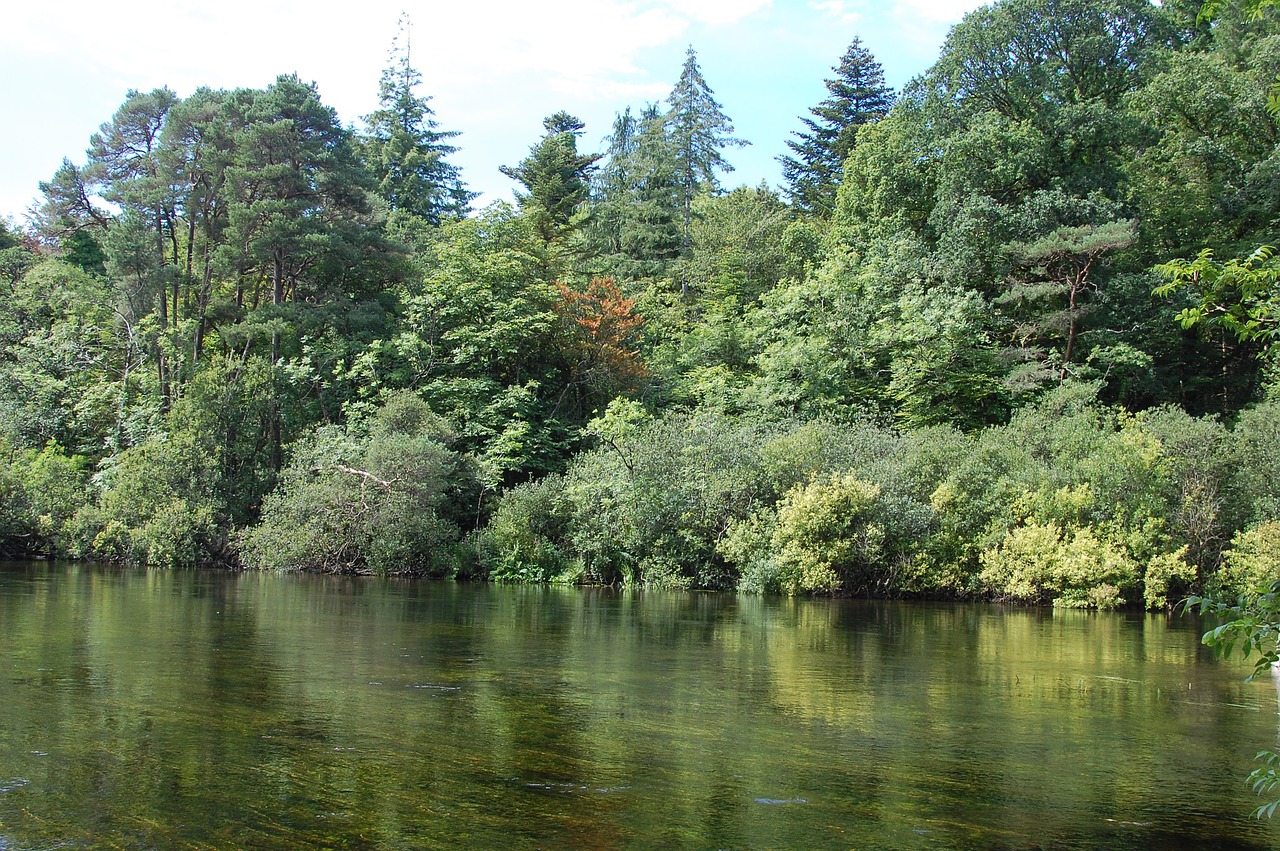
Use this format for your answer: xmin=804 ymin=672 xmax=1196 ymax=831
xmin=1 ymin=562 xmax=1278 ymax=849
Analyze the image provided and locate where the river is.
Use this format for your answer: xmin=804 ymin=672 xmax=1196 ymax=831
xmin=1 ymin=562 xmax=1278 ymax=848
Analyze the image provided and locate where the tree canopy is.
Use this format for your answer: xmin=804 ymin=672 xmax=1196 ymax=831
xmin=0 ymin=4 xmax=1276 ymax=627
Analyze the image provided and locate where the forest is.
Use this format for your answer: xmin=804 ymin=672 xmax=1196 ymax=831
xmin=1 ymin=0 xmax=1278 ymax=610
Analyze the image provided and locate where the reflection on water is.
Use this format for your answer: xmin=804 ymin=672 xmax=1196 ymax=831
xmin=1 ymin=562 xmax=1278 ymax=849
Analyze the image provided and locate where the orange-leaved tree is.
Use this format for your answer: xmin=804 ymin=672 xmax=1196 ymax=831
xmin=555 ymin=276 xmax=647 ymax=413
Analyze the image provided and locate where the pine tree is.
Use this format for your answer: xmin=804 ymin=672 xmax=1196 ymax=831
xmin=664 ymin=46 xmax=749 ymax=260
xmin=622 ymin=105 xmax=683 ymax=274
xmin=781 ymin=36 xmax=894 ymax=216
xmin=591 ymin=105 xmax=682 ymax=277
xmin=500 ymin=112 xmax=601 ymax=246
xmin=364 ymin=15 xmax=473 ymax=224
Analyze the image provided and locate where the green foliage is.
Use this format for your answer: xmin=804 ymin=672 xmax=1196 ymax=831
xmin=782 ymin=36 xmax=895 ymax=216
xmin=385 ymin=205 xmax=581 ymax=485
xmin=485 ymin=474 xmax=574 ymax=583
xmin=1126 ymin=50 xmax=1279 ymax=255
xmin=74 ymin=429 xmax=226 ymax=567
xmin=877 ymin=283 xmax=1009 ymax=429
xmin=1210 ymin=521 xmax=1280 ymax=597
xmin=1138 ymin=405 xmax=1235 ymax=575
xmin=925 ymin=386 xmax=1201 ymax=603
xmin=22 ymin=444 xmax=91 ymax=552
xmin=0 ymin=454 xmax=33 ymax=557
xmin=1143 ymin=547 xmax=1196 ymax=609
xmin=0 ymin=439 xmax=90 ymax=558
xmin=682 ymin=186 xmax=797 ymax=306
xmin=1001 ymin=219 xmax=1138 ymax=382
xmin=931 ymin=0 xmax=1164 ymax=125
xmin=1230 ymin=402 xmax=1280 ymax=526
xmin=665 ymin=46 xmax=748 ymax=194
xmin=739 ymin=239 xmax=1009 ymax=427
xmin=771 ymin=473 xmax=885 ymax=595
xmin=979 ymin=522 xmax=1139 ymax=609
xmin=240 ymin=394 xmax=463 ymax=574
xmin=1249 ymin=751 xmax=1280 ymax=820
xmin=0 ymin=258 xmax=120 ymax=453
xmin=717 ymin=510 xmax=780 ymax=594
xmin=1156 ymin=246 xmax=1280 ymax=368
xmin=537 ymin=411 xmax=845 ymax=588
xmin=491 ymin=411 xmax=950 ymax=594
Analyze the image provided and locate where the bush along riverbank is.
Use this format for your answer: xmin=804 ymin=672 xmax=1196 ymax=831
xmin=5 ymin=385 xmax=1277 ymax=610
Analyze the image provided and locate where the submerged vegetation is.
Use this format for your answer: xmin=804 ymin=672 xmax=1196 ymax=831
xmin=2 ymin=0 xmax=1280 ymax=608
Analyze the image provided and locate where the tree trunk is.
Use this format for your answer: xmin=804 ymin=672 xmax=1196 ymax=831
xmin=156 ymin=290 xmax=170 ymax=407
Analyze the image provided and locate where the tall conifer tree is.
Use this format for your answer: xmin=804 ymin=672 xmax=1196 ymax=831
xmin=501 ymin=112 xmax=601 ymax=246
xmin=364 ymin=15 xmax=473 ymax=224
xmin=624 ymin=105 xmax=683 ymax=274
xmin=781 ymin=36 xmax=894 ymax=216
xmin=664 ymin=46 xmax=748 ymax=262
xmin=591 ymin=108 xmax=640 ymax=257
xmin=592 ymin=105 xmax=682 ymax=277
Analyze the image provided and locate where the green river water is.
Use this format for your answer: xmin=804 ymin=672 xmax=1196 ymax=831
xmin=1 ymin=561 xmax=1279 ymax=849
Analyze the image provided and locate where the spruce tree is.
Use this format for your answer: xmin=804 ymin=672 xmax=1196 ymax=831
xmin=781 ymin=36 xmax=894 ymax=216
xmin=364 ymin=15 xmax=473 ymax=224
xmin=592 ymin=108 xmax=639 ymax=257
xmin=622 ymin=105 xmax=683 ymax=275
xmin=664 ymin=46 xmax=749 ymax=259
xmin=500 ymin=112 xmax=601 ymax=246
xmin=591 ymin=105 xmax=682 ymax=277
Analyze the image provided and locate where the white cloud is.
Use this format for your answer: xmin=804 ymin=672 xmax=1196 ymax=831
xmin=892 ymin=0 xmax=985 ymax=24
xmin=808 ymin=0 xmax=980 ymax=31
xmin=661 ymin=0 xmax=774 ymax=25
xmin=808 ymin=0 xmax=863 ymax=25
xmin=0 ymin=0 xmax=972 ymax=217
xmin=0 ymin=0 xmax=709 ymax=211
xmin=2 ymin=0 xmax=702 ymax=113
xmin=803 ymin=0 xmax=984 ymax=88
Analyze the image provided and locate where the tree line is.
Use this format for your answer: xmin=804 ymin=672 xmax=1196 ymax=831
xmin=1 ymin=0 xmax=1278 ymax=609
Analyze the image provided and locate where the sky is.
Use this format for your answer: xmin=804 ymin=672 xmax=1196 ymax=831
xmin=0 ymin=0 xmax=988 ymax=224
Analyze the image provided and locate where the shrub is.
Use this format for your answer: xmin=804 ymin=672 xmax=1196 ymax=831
xmin=1143 ymin=547 xmax=1195 ymax=610
xmin=23 ymin=444 xmax=90 ymax=553
xmin=241 ymin=426 xmax=459 ymax=574
xmin=486 ymin=474 xmax=574 ymax=583
xmin=73 ymin=429 xmax=228 ymax=567
xmin=1231 ymin=403 xmax=1280 ymax=527
xmin=979 ymin=523 xmax=1139 ymax=609
xmin=1210 ymin=521 xmax=1280 ymax=598
xmin=720 ymin=511 xmax=782 ymax=594
xmin=772 ymin=472 xmax=886 ymax=595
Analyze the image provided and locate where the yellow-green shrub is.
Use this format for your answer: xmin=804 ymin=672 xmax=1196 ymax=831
xmin=772 ymin=472 xmax=885 ymax=595
xmin=979 ymin=522 xmax=1139 ymax=609
xmin=1211 ymin=521 xmax=1280 ymax=597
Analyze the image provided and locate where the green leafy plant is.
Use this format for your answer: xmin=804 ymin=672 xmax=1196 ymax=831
xmin=1186 ymin=583 xmax=1280 ymax=818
